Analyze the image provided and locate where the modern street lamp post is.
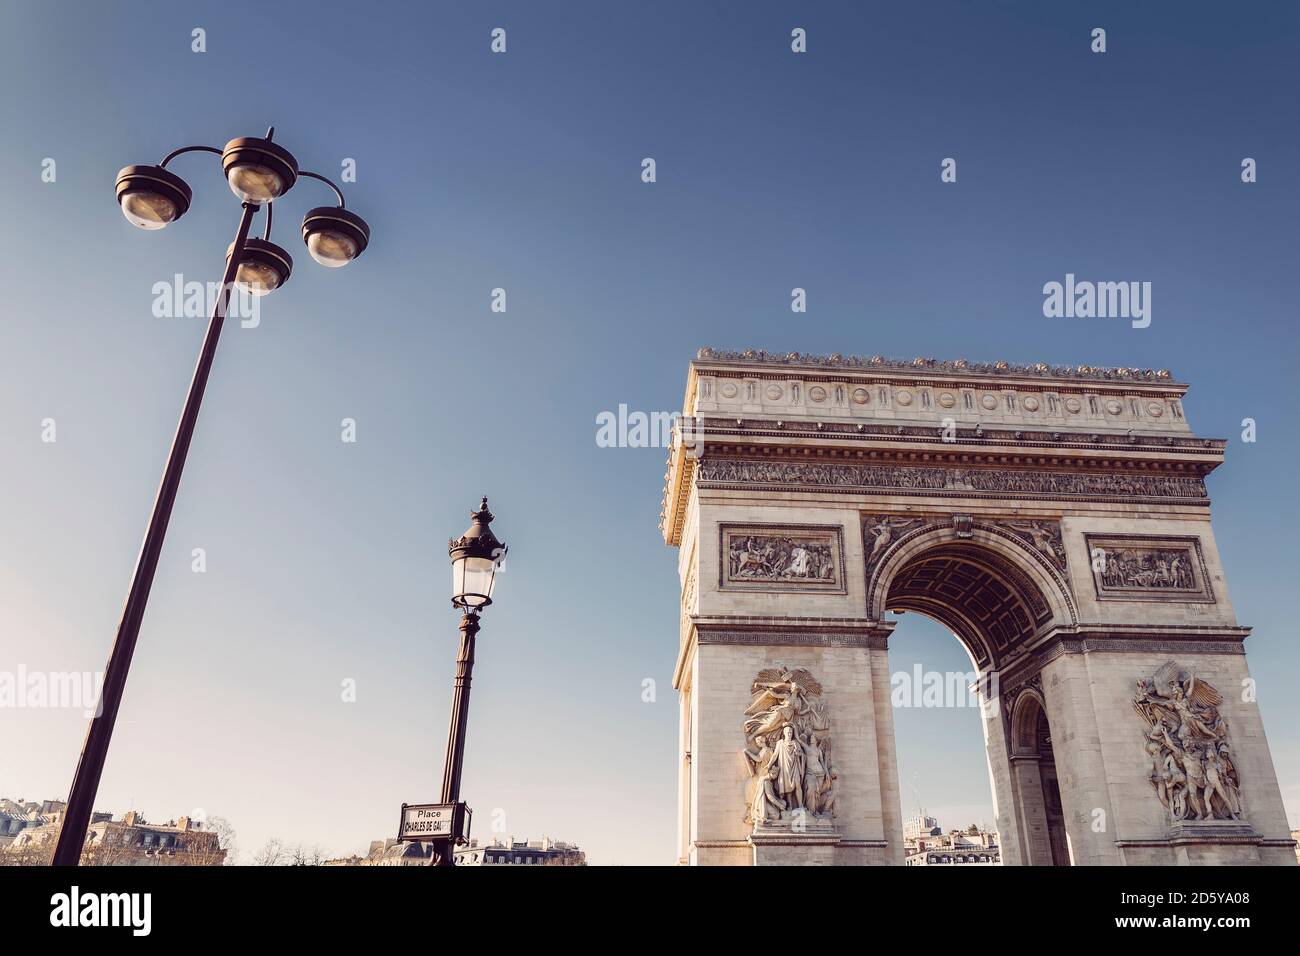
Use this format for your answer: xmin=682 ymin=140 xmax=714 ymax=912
xmin=434 ymin=498 xmax=506 ymax=866
xmin=51 ymin=127 xmax=371 ymax=867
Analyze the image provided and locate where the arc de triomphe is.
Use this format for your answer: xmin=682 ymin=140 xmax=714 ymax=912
xmin=660 ymin=348 xmax=1293 ymax=866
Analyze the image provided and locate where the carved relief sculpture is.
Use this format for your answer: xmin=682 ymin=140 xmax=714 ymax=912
xmin=742 ymin=666 xmax=837 ymax=830
xmin=1003 ymin=520 xmax=1068 ymax=571
xmin=720 ymin=525 xmax=844 ymax=592
xmin=1100 ymin=548 xmax=1194 ymax=590
xmin=1087 ymin=535 xmax=1213 ymax=603
xmin=864 ymin=515 xmax=921 ymax=572
xmin=1133 ymin=661 xmax=1242 ymax=824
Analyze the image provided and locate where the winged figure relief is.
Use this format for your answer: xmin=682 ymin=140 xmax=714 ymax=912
xmin=866 ymin=517 xmax=920 ymax=567
xmin=743 ymin=666 xmax=821 ymax=739
xmin=1137 ymin=661 xmax=1225 ymax=737
xmin=741 ymin=665 xmax=837 ymax=827
xmin=1132 ymin=661 xmax=1241 ymax=822
xmin=1006 ymin=521 xmax=1067 ymax=569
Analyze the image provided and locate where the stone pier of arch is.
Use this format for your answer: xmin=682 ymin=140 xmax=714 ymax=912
xmin=660 ymin=349 xmax=1294 ymax=867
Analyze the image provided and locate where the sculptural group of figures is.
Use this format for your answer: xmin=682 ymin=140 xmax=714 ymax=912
xmin=1102 ymin=548 xmax=1195 ymax=590
xmin=1134 ymin=662 xmax=1242 ymax=823
xmin=728 ymin=535 xmax=835 ymax=582
xmin=741 ymin=666 xmax=836 ymax=827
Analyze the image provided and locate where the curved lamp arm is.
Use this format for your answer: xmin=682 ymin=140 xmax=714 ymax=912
xmin=298 ymin=170 xmax=347 ymax=208
xmin=260 ymin=170 xmax=348 ymax=240
xmin=158 ymin=145 xmax=222 ymax=168
xmin=148 ymin=137 xmax=357 ymax=247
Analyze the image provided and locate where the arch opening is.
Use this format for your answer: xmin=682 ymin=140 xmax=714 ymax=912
xmin=883 ymin=539 xmax=1057 ymax=673
xmin=882 ymin=537 xmax=1072 ymax=866
xmin=1007 ymin=692 xmax=1072 ymax=865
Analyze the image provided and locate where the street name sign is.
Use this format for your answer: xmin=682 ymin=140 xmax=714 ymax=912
xmin=397 ymin=802 xmax=470 ymax=843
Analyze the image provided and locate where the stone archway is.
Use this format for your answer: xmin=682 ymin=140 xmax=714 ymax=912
xmin=871 ymin=529 xmax=1078 ymax=866
xmin=662 ymin=349 xmax=1295 ymax=866
xmin=869 ymin=522 xmax=1078 ymax=671
xmin=1006 ymin=689 xmax=1070 ymax=865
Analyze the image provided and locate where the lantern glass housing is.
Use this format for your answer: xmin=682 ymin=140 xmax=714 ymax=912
xmin=115 ymin=165 xmax=192 ymax=230
xmin=122 ymin=192 xmax=178 ymax=229
xmin=449 ymin=498 xmax=506 ymax=610
xmin=221 ymin=137 xmax=298 ymax=204
xmin=235 ymin=259 xmax=281 ymax=296
xmin=301 ymin=206 xmax=370 ymax=268
xmin=226 ymin=238 xmax=293 ymax=297
xmin=227 ymin=164 xmax=286 ymax=204
xmin=451 ymin=555 xmax=497 ymax=609
xmin=307 ymin=230 xmax=358 ymax=268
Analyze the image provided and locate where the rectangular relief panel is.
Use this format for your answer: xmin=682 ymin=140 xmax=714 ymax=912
xmin=719 ymin=523 xmax=846 ymax=594
xmin=1084 ymin=534 xmax=1214 ymax=603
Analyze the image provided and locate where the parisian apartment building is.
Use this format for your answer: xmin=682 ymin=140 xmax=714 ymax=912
xmin=902 ymin=813 xmax=1001 ymax=866
xmin=1 ymin=797 xmax=225 ymax=865
xmin=329 ymin=835 xmax=586 ymax=866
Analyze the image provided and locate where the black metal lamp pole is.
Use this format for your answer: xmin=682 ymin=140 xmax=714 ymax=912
xmin=436 ymin=498 xmax=506 ymax=867
xmin=51 ymin=129 xmax=371 ymax=867
xmin=50 ymin=200 xmax=255 ymax=867
xmin=433 ymin=611 xmax=479 ymax=867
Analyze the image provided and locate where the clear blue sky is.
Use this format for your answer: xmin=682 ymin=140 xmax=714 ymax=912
xmin=1 ymin=1 xmax=1297 ymax=864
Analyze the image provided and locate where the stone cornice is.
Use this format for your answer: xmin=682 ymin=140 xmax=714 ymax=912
xmin=694 ymin=614 xmax=893 ymax=634
xmin=702 ymin=632 xmax=894 ymax=655
xmin=995 ymin=624 xmax=1252 ymax=686
xmin=662 ymin=352 xmax=1217 ymax=545
xmin=690 ymin=416 xmax=1226 ymax=458
xmin=695 ymin=347 xmax=1184 ymax=388
xmin=659 ymin=442 xmax=694 ymax=546
xmin=697 ymin=631 xmax=891 ymax=649
xmin=675 ymin=616 xmax=896 ymax=686
xmin=1047 ymin=623 xmax=1252 ymax=642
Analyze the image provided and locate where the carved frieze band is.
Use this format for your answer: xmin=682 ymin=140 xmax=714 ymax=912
xmin=697 ymin=630 xmax=888 ymax=649
xmin=697 ymin=457 xmax=1207 ymax=502
xmin=1085 ymin=534 xmax=1214 ymax=604
xmin=1038 ymin=637 xmax=1246 ymax=668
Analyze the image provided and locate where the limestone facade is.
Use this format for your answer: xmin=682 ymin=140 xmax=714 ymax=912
xmin=662 ymin=349 xmax=1294 ymax=866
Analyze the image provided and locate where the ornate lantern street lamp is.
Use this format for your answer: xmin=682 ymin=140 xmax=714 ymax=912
xmin=449 ymin=497 xmax=505 ymax=612
xmin=434 ymin=498 xmax=507 ymax=866
xmin=52 ymin=127 xmax=371 ymax=868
